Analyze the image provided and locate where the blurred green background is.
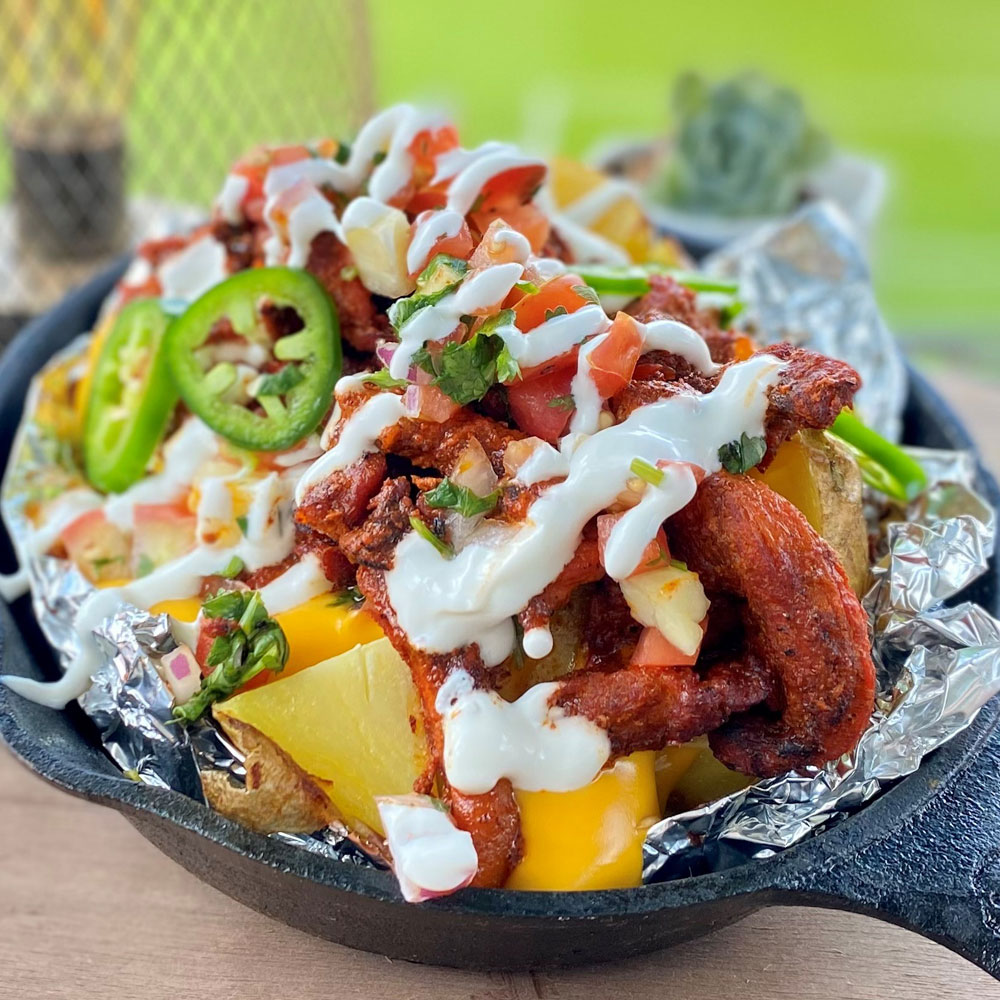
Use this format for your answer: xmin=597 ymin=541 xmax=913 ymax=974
xmin=2 ymin=0 xmax=995 ymax=365
xmin=370 ymin=0 xmax=1000 ymax=365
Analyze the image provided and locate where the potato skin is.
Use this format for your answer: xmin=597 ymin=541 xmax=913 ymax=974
xmin=755 ymin=430 xmax=870 ymax=595
xmin=203 ymin=714 xmax=340 ymax=835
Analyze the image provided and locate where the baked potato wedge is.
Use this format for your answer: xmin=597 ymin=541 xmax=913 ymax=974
xmin=213 ymin=637 xmax=428 ymax=836
xmin=753 ymin=429 xmax=870 ymax=594
xmin=202 ymin=715 xmax=339 ymax=834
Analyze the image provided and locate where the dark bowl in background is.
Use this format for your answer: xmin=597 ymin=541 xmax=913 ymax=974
xmin=1 ymin=266 xmax=1000 ymax=976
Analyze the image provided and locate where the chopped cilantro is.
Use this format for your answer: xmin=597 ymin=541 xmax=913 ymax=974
xmin=388 ymin=283 xmax=461 ymax=331
xmin=413 ymin=334 xmax=504 ymax=405
xmin=201 ymin=589 xmax=251 ymax=621
xmin=718 ymin=433 xmax=767 ymax=474
xmin=236 ymin=515 xmax=248 ymax=535
xmin=334 ymin=142 xmax=351 ymax=165
xmin=254 ymin=365 xmax=305 ymax=397
xmin=572 ymin=283 xmax=601 ymax=305
xmin=547 ymin=394 xmax=575 ymax=412
xmin=329 ymin=586 xmax=365 ymax=607
xmin=495 ymin=343 xmax=521 ymax=384
xmin=544 ymin=305 xmax=569 ymax=321
xmin=361 ymin=369 xmax=409 ymax=390
xmin=217 ymin=555 xmax=245 ymax=580
xmin=424 ymin=478 xmax=500 ymax=517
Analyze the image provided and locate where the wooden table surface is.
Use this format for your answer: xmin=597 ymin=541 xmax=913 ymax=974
xmin=2 ymin=368 xmax=999 ymax=1000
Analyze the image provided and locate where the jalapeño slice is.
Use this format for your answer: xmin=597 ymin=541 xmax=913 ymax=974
xmin=165 ymin=268 xmax=340 ymax=451
xmin=84 ymin=298 xmax=177 ymax=493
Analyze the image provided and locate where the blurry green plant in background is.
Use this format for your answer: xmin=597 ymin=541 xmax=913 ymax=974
xmin=0 ymin=0 xmax=995 ymax=368
xmin=660 ymin=71 xmax=830 ymax=218
xmin=369 ymin=0 xmax=1000 ymax=365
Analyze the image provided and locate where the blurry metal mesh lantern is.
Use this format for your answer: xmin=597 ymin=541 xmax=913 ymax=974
xmin=0 ymin=0 xmax=373 ymax=342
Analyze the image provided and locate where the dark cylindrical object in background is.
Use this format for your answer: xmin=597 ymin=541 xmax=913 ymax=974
xmin=8 ymin=115 xmax=125 ymax=259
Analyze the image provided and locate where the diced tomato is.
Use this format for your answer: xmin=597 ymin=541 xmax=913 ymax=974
xmin=506 ymin=366 xmax=576 ymax=443
xmin=405 ymin=186 xmax=449 ymax=215
xmin=733 ymin=334 xmax=756 ymax=361
xmin=512 ymin=273 xmax=591 ymax=332
xmin=60 ymin=509 xmax=130 ymax=583
xmin=470 ymin=203 xmax=551 ymax=255
xmin=132 ymin=503 xmax=198 ymax=574
xmin=118 ymin=275 xmax=162 ymax=305
xmin=659 ymin=459 xmax=707 ymax=489
xmin=587 ymin=312 xmax=643 ymax=399
xmin=409 ymin=125 xmax=460 ymax=185
xmin=630 ymin=625 xmax=703 ymax=668
xmin=380 ymin=125 xmax=461 ymax=210
xmin=408 ymin=211 xmax=474 ymax=276
xmin=267 ymin=177 xmax=316 ymax=235
xmin=469 ymin=218 xmax=530 ymax=270
xmin=475 ymin=164 xmax=547 ymax=214
xmin=231 ymin=143 xmax=312 ymax=224
xmin=596 ymin=514 xmax=671 ymax=577
xmin=410 ymin=384 xmax=461 ymax=424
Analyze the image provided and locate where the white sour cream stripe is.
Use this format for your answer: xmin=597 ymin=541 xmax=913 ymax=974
xmin=255 ymin=105 xmax=548 ymax=280
xmin=0 ymin=418 xmax=306 ymax=709
xmin=388 ymin=262 xmax=524 ymax=380
xmin=406 ymin=209 xmax=465 ymax=274
xmin=384 ymin=355 xmax=786 ymax=664
xmin=158 ymin=236 xmax=229 ymax=303
xmin=435 ymin=670 xmax=611 ymax=795
xmin=294 ymin=392 xmax=407 ymax=504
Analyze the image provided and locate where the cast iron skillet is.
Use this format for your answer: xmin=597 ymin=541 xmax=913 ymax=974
xmin=1 ymin=266 xmax=1000 ymax=976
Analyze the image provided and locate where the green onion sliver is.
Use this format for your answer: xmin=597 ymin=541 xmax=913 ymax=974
xmin=828 ymin=409 xmax=927 ymax=502
xmin=574 ymin=265 xmax=650 ymax=296
xmin=630 ymin=457 xmax=664 ymax=487
xmin=408 ymin=515 xmax=454 ymax=559
xmin=664 ymin=269 xmax=740 ymax=295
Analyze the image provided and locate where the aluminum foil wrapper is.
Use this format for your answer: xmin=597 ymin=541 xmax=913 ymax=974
xmin=643 ymin=448 xmax=1000 ymax=882
xmin=0 ymin=353 xmax=365 ymax=866
xmin=705 ymin=201 xmax=907 ymax=441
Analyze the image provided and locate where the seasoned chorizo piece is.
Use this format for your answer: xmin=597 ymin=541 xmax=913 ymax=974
xmin=668 ymin=472 xmax=876 ymax=775
xmin=627 ymin=274 xmax=740 ymax=363
xmin=306 ymin=231 xmax=390 ymax=354
xmin=552 ymin=656 xmax=774 ymax=757
xmin=294 ymin=452 xmax=387 ymax=541
xmin=517 ymin=535 xmax=603 ymax=635
xmin=380 ymin=410 xmax=524 ymax=476
xmin=612 ymin=344 xmax=861 ymax=466
xmin=356 ymin=564 xmax=523 ymax=886
xmin=338 ymin=476 xmax=414 ymax=569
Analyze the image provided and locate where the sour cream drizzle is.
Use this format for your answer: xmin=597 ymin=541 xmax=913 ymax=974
xmin=384 ymin=354 xmax=785 ymax=666
xmin=435 ymin=669 xmax=611 ymax=795
xmin=158 ymin=236 xmax=229 ymax=303
xmin=405 ymin=209 xmax=464 ymax=275
xmin=388 ymin=261 xmax=525 ymax=380
xmin=0 ymin=419 xmax=309 ymax=709
xmin=294 ymin=391 xmax=407 ymax=504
